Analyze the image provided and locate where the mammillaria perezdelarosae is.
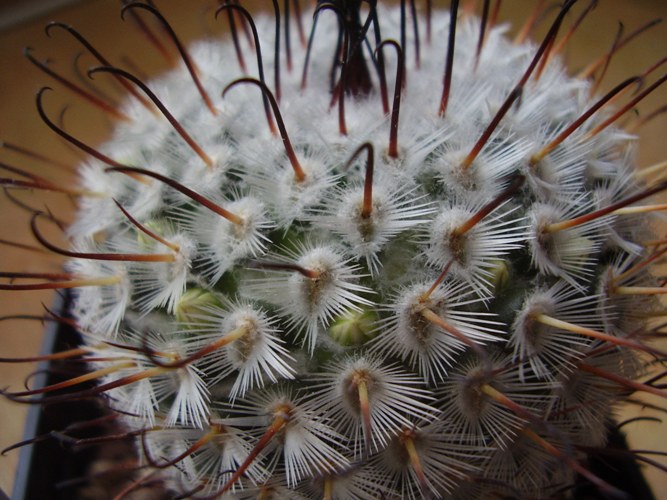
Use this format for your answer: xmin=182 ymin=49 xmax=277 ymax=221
xmin=1 ymin=1 xmax=666 ymax=498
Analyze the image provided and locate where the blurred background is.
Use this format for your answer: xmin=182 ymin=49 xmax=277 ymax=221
xmin=0 ymin=0 xmax=665 ymax=496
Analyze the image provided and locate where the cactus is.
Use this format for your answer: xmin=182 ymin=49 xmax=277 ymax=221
xmin=1 ymin=1 xmax=666 ymax=498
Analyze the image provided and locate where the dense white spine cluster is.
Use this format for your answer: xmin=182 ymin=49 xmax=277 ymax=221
xmin=3 ymin=2 xmax=666 ymax=498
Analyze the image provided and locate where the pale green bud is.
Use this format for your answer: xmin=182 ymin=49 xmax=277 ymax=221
xmin=175 ymin=288 xmax=222 ymax=325
xmin=329 ymin=308 xmax=378 ymax=346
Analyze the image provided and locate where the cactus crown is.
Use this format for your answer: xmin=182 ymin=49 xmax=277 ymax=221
xmin=2 ymin=1 xmax=666 ymax=498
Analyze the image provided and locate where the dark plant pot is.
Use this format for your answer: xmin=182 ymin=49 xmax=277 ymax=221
xmin=574 ymin=430 xmax=656 ymax=500
xmin=10 ymin=292 xmax=657 ymax=499
xmin=12 ymin=292 xmax=138 ymax=500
